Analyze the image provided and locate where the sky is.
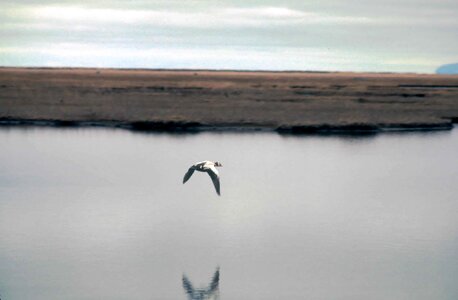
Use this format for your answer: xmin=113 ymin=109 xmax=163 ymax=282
xmin=1 ymin=0 xmax=457 ymax=73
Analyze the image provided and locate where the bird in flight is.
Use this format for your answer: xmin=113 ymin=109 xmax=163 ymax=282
xmin=183 ymin=161 xmax=222 ymax=195
xmin=182 ymin=267 xmax=220 ymax=300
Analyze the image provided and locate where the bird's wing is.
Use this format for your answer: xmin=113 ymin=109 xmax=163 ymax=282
xmin=183 ymin=167 xmax=195 ymax=184
xmin=207 ymin=268 xmax=220 ymax=293
xmin=194 ymin=161 xmax=208 ymax=167
xmin=182 ymin=275 xmax=194 ymax=295
xmin=206 ymin=166 xmax=220 ymax=196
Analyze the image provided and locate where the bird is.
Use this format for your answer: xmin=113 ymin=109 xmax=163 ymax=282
xmin=183 ymin=161 xmax=222 ymax=195
xmin=182 ymin=267 xmax=220 ymax=300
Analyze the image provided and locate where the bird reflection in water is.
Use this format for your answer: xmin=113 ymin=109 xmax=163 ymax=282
xmin=182 ymin=267 xmax=220 ymax=300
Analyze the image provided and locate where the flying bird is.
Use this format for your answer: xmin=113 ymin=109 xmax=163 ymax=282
xmin=183 ymin=161 xmax=222 ymax=195
xmin=182 ymin=267 xmax=220 ymax=300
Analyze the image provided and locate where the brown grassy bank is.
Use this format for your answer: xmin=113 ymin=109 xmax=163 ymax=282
xmin=1 ymin=67 xmax=458 ymax=133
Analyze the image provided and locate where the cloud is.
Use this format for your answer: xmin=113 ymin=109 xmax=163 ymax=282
xmin=0 ymin=43 xmax=362 ymax=70
xmin=2 ymin=42 xmax=439 ymax=73
xmin=25 ymin=5 xmax=373 ymax=29
xmin=2 ymin=1 xmax=457 ymax=73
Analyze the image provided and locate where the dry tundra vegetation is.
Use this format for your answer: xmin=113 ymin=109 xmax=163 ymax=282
xmin=1 ymin=67 xmax=458 ymax=133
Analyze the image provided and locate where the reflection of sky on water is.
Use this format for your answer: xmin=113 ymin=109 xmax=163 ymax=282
xmin=0 ymin=128 xmax=457 ymax=299
xmin=1 ymin=0 xmax=458 ymax=72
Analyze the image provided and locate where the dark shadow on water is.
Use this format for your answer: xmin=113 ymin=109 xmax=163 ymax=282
xmin=128 ymin=121 xmax=203 ymax=134
xmin=182 ymin=267 xmax=220 ymax=300
xmin=0 ymin=121 xmax=455 ymax=141
xmin=277 ymin=125 xmax=454 ymax=142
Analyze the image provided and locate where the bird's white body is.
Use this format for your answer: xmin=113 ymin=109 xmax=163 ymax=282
xmin=193 ymin=161 xmax=217 ymax=172
xmin=183 ymin=161 xmax=222 ymax=195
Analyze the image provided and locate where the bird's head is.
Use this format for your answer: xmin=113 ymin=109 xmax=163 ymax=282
xmin=214 ymin=161 xmax=223 ymax=167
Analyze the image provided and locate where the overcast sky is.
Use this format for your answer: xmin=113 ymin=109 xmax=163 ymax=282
xmin=1 ymin=0 xmax=457 ymax=73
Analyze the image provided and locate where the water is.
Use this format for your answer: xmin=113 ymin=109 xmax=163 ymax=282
xmin=0 ymin=127 xmax=457 ymax=300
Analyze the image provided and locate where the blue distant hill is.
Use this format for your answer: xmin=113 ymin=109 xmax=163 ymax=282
xmin=436 ymin=63 xmax=458 ymax=74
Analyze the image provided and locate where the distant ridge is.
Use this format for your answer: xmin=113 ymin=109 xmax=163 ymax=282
xmin=436 ymin=63 xmax=458 ymax=74
xmin=0 ymin=66 xmax=406 ymax=75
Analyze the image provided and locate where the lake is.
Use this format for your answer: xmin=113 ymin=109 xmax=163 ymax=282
xmin=0 ymin=127 xmax=457 ymax=299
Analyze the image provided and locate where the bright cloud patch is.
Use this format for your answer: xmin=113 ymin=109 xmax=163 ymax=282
xmin=29 ymin=5 xmax=373 ymax=28
xmin=0 ymin=43 xmax=442 ymax=73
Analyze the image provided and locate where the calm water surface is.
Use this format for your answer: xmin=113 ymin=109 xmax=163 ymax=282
xmin=0 ymin=128 xmax=457 ymax=299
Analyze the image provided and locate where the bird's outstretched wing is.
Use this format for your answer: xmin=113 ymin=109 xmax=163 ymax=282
xmin=182 ymin=275 xmax=195 ymax=295
xmin=183 ymin=167 xmax=195 ymax=184
xmin=207 ymin=267 xmax=220 ymax=293
xmin=206 ymin=166 xmax=220 ymax=195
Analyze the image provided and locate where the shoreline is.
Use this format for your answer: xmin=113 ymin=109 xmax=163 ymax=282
xmin=1 ymin=67 xmax=458 ymax=134
xmin=0 ymin=65 xmax=427 ymax=74
xmin=0 ymin=118 xmax=454 ymax=135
